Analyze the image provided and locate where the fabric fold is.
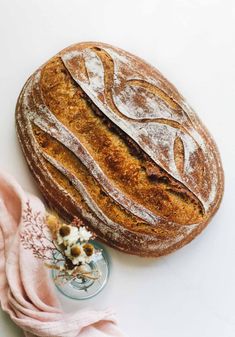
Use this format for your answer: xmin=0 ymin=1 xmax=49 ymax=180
xmin=0 ymin=171 xmax=127 ymax=337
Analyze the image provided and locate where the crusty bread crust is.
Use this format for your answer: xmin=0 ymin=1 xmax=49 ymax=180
xmin=15 ymin=42 xmax=224 ymax=257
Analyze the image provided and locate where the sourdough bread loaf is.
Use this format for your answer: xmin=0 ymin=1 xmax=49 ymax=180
xmin=15 ymin=42 xmax=224 ymax=257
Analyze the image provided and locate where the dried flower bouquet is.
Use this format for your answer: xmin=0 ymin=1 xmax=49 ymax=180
xmin=20 ymin=202 xmax=101 ymax=285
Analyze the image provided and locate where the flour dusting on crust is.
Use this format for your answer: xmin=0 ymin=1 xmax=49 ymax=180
xmin=15 ymin=42 xmax=224 ymax=257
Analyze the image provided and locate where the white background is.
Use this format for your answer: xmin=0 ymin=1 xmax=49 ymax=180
xmin=0 ymin=1 xmax=234 ymax=336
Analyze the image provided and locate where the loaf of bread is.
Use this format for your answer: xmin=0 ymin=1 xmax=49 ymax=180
xmin=15 ymin=42 xmax=224 ymax=257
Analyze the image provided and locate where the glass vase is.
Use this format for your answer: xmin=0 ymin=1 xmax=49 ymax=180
xmin=52 ymin=241 xmax=110 ymax=300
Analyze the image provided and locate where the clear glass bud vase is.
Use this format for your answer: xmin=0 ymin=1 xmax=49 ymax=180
xmin=52 ymin=242 xmax=110 ymax=300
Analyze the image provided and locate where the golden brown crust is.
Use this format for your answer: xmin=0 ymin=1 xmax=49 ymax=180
xmin=15 ymin=42 xmax=224 ymax=257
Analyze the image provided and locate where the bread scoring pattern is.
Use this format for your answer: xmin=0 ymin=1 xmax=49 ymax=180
xmin=16 ymin=42 xmax=223 ymax=256
xmin=62 ymin=45 xmax=219 ymax=212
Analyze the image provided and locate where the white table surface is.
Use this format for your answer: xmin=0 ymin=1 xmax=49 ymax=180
xmin=0 ymin=1 xmax=234 ymax=336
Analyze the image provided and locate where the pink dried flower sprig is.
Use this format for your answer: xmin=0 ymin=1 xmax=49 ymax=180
xmin=20 ymin=202 xmax=61 ymax=262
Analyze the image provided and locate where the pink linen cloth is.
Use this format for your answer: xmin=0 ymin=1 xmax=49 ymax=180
xmin=0 ymin=171 xmax=127 ymax=337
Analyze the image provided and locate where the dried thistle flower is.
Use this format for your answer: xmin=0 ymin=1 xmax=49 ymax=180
xmin=57 ymin=225 xmax=79 ymax=246
xmin=83 ymin=243 xmax=94 ymax=257
xmin=71 ymin=245 xmax=82 ymax=257
xmin=59 ymin=225 xmax=71 ymax=237
xmin=65 ymin=244 xmax=86 ymax=265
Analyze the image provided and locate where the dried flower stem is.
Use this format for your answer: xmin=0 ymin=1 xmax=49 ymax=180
xmin=20 ymin=201 xmax=100 ymax=286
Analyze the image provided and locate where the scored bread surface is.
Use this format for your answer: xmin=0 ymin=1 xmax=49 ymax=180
xmin=15 ymin=42 xmax=224 ymax=257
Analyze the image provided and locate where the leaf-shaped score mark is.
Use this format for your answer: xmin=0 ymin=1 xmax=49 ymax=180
xmin=174 ymin=136 xmax=185 ymax=176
